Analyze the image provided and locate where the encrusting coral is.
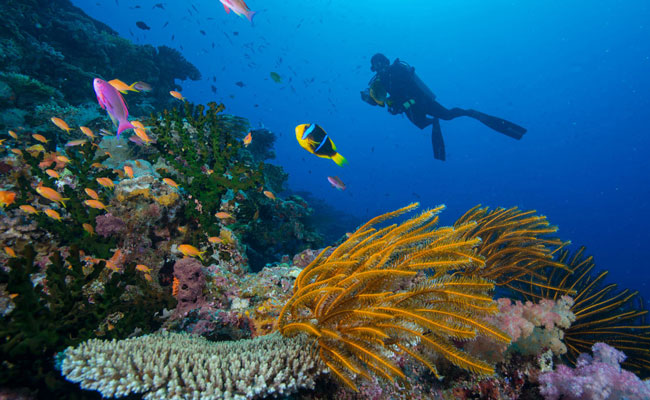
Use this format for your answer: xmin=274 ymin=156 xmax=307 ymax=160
xmin=278 ymin=203 xmax=510 ymax=391
xmin=60 ymin=331 xmax=326 ymax=400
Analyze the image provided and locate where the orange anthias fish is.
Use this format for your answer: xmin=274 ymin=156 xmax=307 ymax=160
xmin=84 ymin=188 xmax=99 ymax=200
xmin=36 ymin=186 xmax=69 ymax=208
xmin=124 ymin=165 xmax=134 ymax=179
xmin=26 ymin=145 xmax=46 ymax=156
xmin=56 ymin=155 xmax=71 ymax=164
xmin=44 ymin=208 xmax=62 ymax=221
xmin=45 ymin=169 xmax=60 ymax=179
xmin=19 ymin=205 xmax=39 ymax=214
xmin=8 ymin=130 xmax=18 ymax=139
xmin=178 ymin=244 xmax=205 ymax=260
xmin=215 ymin=212 xmax=233 ymax=220
xmin=0 ymin=190 xmax=17 ymax=207
xmin=108 ymin=79 xmax=140 ymax=94
xmin=51 ymin=117 xmax=71 ymax=133
xmin=134 ymin=128 xmax=152 ymax=145
xmin=84 ymin=199 xmax=108 ymax=210
xmin=162 ymin=178 xmax=178 ymax=188
xmin=4 ymin=246 xmax=17 ymax=258
xmin=113 ymin=169 xmax=125 ymax=179
xmin=131 ymin=120 xmax=145 ymax=130
xmin=105 ymin=249 xmax=124 ymax=272
xmin=80 ymin=126 xmax=96 ymax=139
xmin=170 ymin=91 xmax=185 ymax=101
xmin=243 ymin=131 xmax=252 ymax=147
xmin=82 ymin=223 xmax=95 ymax=235
xmin=208 ymin=236 xmax=222 ymax=244
xmin=263 ymin=190 xmax=275 ymax=200
xmin=96 ymin=177 xmax=114 ymax=189
xmin=32 ymin=134 xmax=48 ymax=143
xmin=172 ymin=277 xmax=180 ymax=296
xmin=136 ymin=264 xmax=151 ymax=273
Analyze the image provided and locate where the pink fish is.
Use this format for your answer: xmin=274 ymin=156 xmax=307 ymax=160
xmin=133 ymin=81 xmax=152 ymax=92
xmin=327 ymin=176 xmax=346 ymax=191
xmin=93 ymin=78 xmax=135 ymax=137
xmin=128 ymin=135 xmax=145 ymax=146
xmin=220 ymin=0 xmax=256 ymax=23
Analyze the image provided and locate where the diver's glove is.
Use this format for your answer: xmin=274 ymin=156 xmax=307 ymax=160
xmin=387 ymin=101 xmax=402 ymax=115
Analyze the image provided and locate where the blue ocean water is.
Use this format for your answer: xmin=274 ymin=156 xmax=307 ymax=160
xmin=73 ymin=0 xmax=650 ymax=301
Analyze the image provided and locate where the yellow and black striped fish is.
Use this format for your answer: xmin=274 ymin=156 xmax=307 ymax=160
xmin=295 ymin=124 xmax=348 ymax=167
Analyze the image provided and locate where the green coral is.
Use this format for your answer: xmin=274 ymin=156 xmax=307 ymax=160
xmin=18 ymin=142 xmax=118 ymax=258
xmin=0 ymin=72 xmax=63 ymax=107
xmin=0 ymin=245 xmax=174 ymax=398
xmin=145 ymin=102 xmax=264 ymax=242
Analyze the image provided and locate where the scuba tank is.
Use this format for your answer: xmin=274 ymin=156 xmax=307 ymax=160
xmin=402 ymin=61 xmax=436 ymax=101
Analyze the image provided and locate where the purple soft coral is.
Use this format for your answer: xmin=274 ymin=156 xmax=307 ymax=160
xmin=538 ymin=342 xmax=650 ymax=400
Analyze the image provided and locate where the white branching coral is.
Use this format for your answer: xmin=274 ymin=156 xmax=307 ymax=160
xmin=60 ymin=332 xmax=326 ymax=400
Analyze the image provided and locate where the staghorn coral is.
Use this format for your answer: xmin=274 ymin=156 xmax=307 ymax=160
xmin=60 ymin=331 xmax=326 ymax=400
xmin=278 ymin=203 xmax=510 ymax=391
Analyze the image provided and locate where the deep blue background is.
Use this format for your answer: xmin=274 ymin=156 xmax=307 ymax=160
xmin=73 ymin=0 xmax=650 ymax=302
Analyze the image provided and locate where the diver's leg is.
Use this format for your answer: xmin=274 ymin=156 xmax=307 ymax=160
xmin=465 ymin=109 xmax=527 ymax=139
xmin=405 ymin=105 xmax=434 ymax=129
xmin=429 ymin=101 xmax=527 ymax=139
xmin=431 ymin=118 xmax=445 ymax=161
xmin=429 ymin=101 xmax=470 ymax=121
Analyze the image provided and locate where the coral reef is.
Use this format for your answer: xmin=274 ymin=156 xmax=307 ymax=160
xmin=492 ymin=296 xmax=575 ymax=356
xmin=60 ymin=331 xmax=326 ymax=400
xmin=509 ymin=246 xmax=650 ymax=377
xmin=144 ymin=101 xmax=322 ymax=270
xmin=279 ymin=203 xmax=510 ymax=391
xmin=0 ymin=245 xmax=174 ymax=397
xmin=0 ymin=0 xmax=200 ymax=128
xmin=538 ymin=342 xmax=650 ymax=400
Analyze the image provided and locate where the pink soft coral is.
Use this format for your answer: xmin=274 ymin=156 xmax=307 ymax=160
xmin=538 ymin=342 xmax=650 ymax=400
xmin=491 ymin=296 xmax=575 ymax=355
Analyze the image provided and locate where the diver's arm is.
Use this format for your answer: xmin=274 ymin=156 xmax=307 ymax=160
xmin=360 ymin=89 xmax=379 ymax=106
xmin=387 ymin=98 xmax=401 ymax=114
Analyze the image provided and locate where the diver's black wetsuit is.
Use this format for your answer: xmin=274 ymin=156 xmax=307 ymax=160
xmin=362 ymin=57 xmax=527 ymax=161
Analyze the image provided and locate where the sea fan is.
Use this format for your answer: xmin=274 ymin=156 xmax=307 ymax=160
xmin=278 ymin=203 xmax=510 ymax=391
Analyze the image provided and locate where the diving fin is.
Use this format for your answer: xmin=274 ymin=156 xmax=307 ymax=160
xmin=467 ymin=110 xmax=527 ymax=140
xmin=431 ymin=119 xmax=446 ymax=161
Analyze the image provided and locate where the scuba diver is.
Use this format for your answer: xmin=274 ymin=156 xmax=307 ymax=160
xmin=361 ymin=53 xmax=527 ymax=161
